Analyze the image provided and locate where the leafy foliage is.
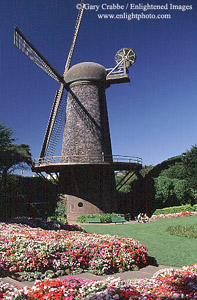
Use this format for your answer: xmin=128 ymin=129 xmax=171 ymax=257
xmin=152 ymin=146 xmax=197 ymax=208
xmin=160 ymin=162 xmax=187 ymax=180
xmin=173 ymin=179 xmax=190 ymax=203
xmin=154 ymin=176 xmax=174 ymax=205
xmin=0 ymin=123 xmax=32 ymax=192
xmin=154 ymin=176 xmax=191 ymax=206
xmin=118 ymin=146 xmax=197 ymax=217
xmin=48 ymin=197 xmax=67 ymax=224
xmin=1 ymin=143 xmax=32 ymax=172
xmin=183 ymin=145 xmax=197 ymax=191
xmin=193 ymin=204 xmax=197 ymax=211
xmin=153 ymin=204 xmax=194 ymax=215
xmin=76 ymin=215 xmax=86 ymax=223
xmin=0 ymin=174 xmax=59 ymax=220
xmin=115 ymin=173 xmax=132 ymax=193
xmin=76 ymin=213 xmax=122 ymax=223
xmin=0 ymin=123 xmax=14 ymax=148
xmin=55 ymin=198 xmax=66 ymax=217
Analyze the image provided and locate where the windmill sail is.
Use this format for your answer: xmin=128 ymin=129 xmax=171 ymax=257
xmin=63 ymin=0 xmax=84 ymax=75
xmin=40 ymin=87 xmax=68 ymax=158
xmin=14 ymin=26 xmax=65 ymax=84
xmin=14 ymin=0 xmax=85 ymax=160
xmin=39 ymin=0 xmax=85 ymax=159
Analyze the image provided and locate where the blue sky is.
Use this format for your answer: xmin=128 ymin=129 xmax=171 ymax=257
xmin=1 ymin=0 xmax=197 ymax=176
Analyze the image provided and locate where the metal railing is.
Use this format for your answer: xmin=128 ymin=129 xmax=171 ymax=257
xmin=106 ymin=66 xmax=126 ymax=76
xmin=110 ymin=155 xmax=142 ymax=164
xmin=33 ymin=154 xmax=142 ymax=167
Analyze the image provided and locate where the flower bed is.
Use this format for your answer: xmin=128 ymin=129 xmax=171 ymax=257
xmin=151 ymin=211 xmax=197 ymax=221
xmin=166 ymin=224 xmax=197 ymax=239
xmin=0 ymin=222 xmax=148 ymax=280
xmin=1 ymin=265 xmax=196 ymax=299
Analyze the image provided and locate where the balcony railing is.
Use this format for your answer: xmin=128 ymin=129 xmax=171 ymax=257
xmin=33 ymin=154 xmax=142 ymax=167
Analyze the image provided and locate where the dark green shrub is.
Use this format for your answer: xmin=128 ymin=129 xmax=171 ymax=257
xmin=55 ymin=199 xmax=66 ymax=217
xmin=56 ymin=216 xmax=67 ymax=224
xmin=47 ymin=197 xmax=67 ymax=224
xmin=76 ymin=214 xmax=100 ymax=223
xmin=76 ymin=215 xmax=86 ymax=223
xmin=100 ymin=214 xmax=111 ymax=223
xmin=76 ymin=213 xmax=121 ymax=223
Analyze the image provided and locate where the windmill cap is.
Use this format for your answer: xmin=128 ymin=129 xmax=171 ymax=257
xmin=64 ymin=62 xmax=107 ymax=84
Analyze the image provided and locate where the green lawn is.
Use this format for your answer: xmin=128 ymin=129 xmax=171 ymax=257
xmin=82 ymin=216 xmax=197 ymax=267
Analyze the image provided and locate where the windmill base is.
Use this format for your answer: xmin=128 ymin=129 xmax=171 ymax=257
xmin=32 ymin=160 xmax=143 ymax=222
xmin=60 ymin=194 xmax=107 ymax=222
xmin=59 ymin=165 xmax=117 ymax=222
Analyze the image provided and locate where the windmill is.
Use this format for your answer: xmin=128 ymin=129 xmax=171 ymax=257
xmin=14 ymin=1 xmax=142 ymax=221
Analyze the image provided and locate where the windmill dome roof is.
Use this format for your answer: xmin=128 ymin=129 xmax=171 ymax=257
xmin=64 ymin=62 xmax=106 ymax=84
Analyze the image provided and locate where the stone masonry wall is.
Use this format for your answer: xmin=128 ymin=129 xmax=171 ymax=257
xmin=61 ymin=82 xmax=112 ymax=163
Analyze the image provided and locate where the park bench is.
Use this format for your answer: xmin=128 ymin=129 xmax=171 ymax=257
xmin=111 ymin=216 xmax=126 ymax=224
xmin=86 ymin=217 xmax=101 ymax=223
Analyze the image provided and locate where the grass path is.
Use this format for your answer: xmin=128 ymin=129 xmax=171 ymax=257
xmin=82 ymin=216 xmax=197 ymax=267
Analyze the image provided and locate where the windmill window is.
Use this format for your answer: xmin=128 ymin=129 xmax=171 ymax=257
xmin=78 ymin=202 xmax=83 ymax=208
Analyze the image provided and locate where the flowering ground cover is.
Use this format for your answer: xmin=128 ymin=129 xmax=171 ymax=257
xmin=151 ymin=211 xmax=197 ymax=221
xmin=0 ymin=264 xmax=196 ymax=299
xmin=166 ymin=224 xmax=197 ymax=239
xmin=0 ymin=222 xmax=148 ymax=281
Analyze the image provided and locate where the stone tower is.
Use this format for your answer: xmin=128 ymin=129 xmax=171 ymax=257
xmin=59 ymin=62 xmax=116 ymax=221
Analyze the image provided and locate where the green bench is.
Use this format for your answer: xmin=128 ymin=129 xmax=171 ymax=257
xmin=86 ymin=218 xmax=101 ymax=223
xmin=111 ymin=216 xmax=126 ymax=224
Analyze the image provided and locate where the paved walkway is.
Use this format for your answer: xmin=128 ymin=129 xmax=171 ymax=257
xmin=2 ymin=265 xmax=179 ymax=289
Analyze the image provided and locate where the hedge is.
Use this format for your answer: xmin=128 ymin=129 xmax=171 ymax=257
xmin=193 ymin=204 xmax=197 ymax=211
xmin=76 ymin=213 xmax=121 ymax=223
xmin=153 ymin=204 xmax=196 ymax=215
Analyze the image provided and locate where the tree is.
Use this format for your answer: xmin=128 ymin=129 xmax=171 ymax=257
xmin=154 ymin=176 xmax=174 ymax=206
xmin=173 ymin=179 xmax=190 ymax=205
xmin=182 ymin=145 xmax=197 ymax=204
xmin=154 ymin=176 xmax=190 ymax=207
xmin=160 ymin=162 xmax=187 ymax=180
xmin=183 ymin=145 xmax=197 ymax=190
xmin=0 ymin=123 xmax=32 ymax=191
xmin=0 ymin=123 xmax=15 ymax=148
